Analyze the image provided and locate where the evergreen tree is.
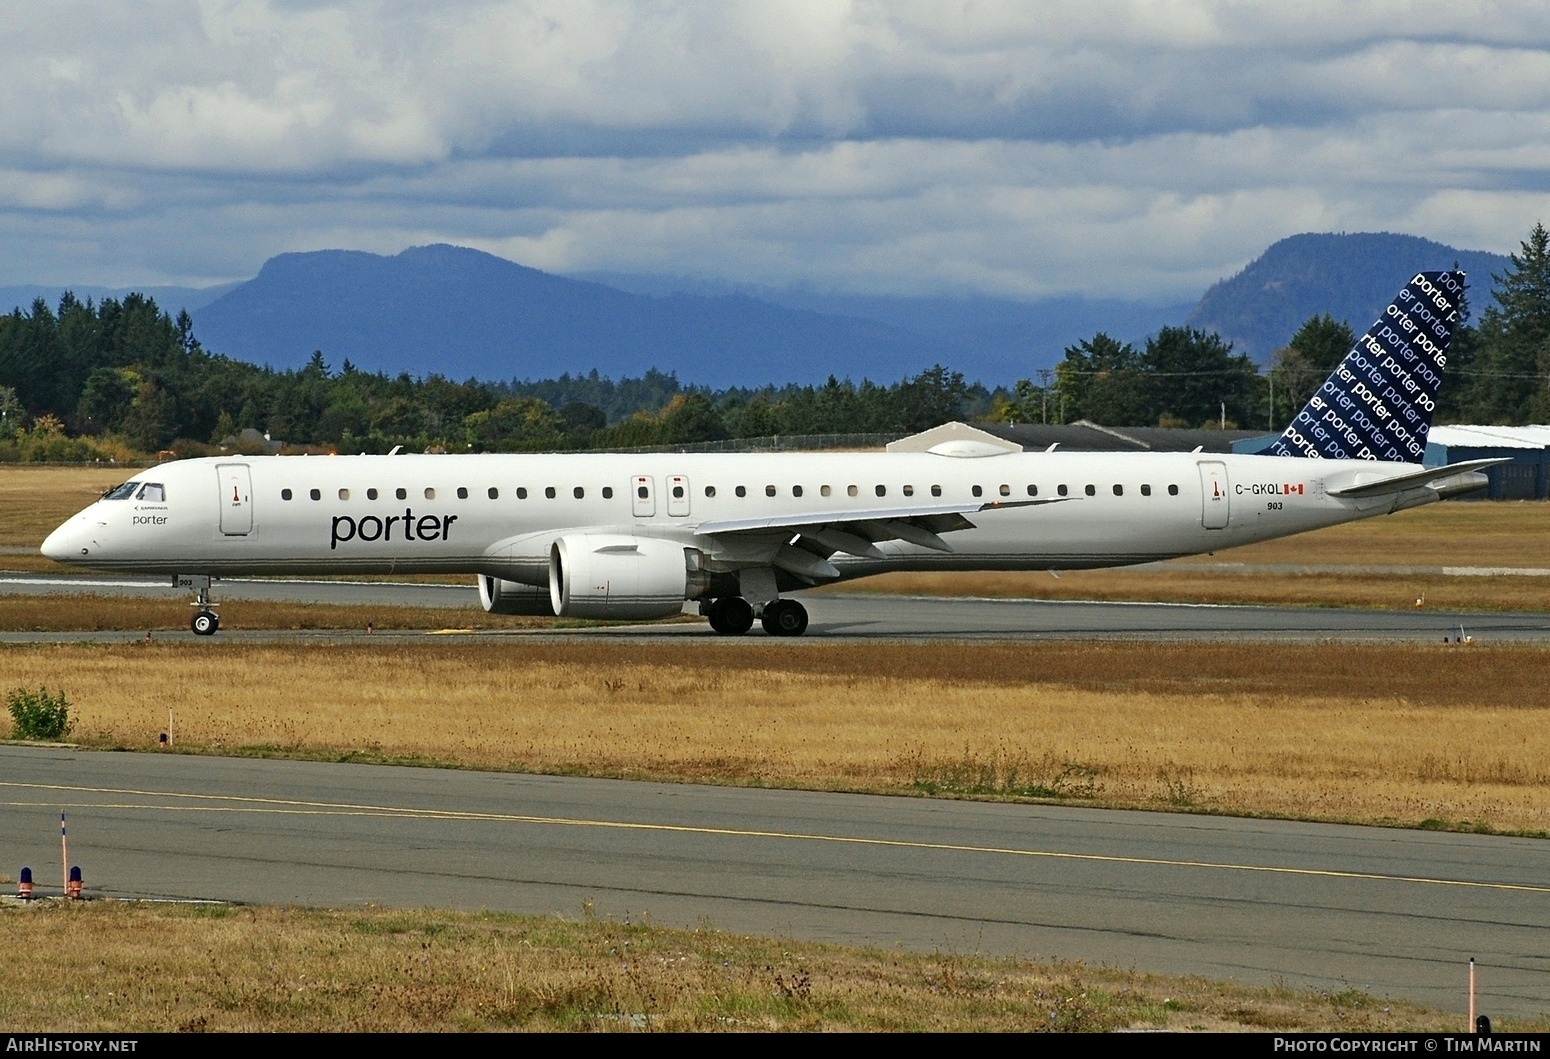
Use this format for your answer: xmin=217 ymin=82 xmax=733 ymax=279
xmin=1142 ymin=327 xmax=1257 ymax=429
xmin=1055 ymin=333 xmax=1146 ymax=425
xmin=1472 ymin=222 xmax=1550 ymax=423
xmin=1272 ymin=314 xmax=1355 ymax=422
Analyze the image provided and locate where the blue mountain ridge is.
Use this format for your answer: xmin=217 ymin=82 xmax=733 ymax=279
xmin=3 ymin=233 xmax=1514 ymax=386
xmin=191 ymin=245 xmax=956 ymax=388
xmin=1186 ymin=232 xmax=1508 ymax=362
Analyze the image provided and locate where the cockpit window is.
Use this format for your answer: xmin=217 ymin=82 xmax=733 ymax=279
xmin=102 ymin=482 xmax=139 ymax=500
xmin=136 ymin=483 xmax=165 ymax=502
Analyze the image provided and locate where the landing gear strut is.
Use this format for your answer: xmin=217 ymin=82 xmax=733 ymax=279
xmin=178 ymin=574 xmax=220 ymax=636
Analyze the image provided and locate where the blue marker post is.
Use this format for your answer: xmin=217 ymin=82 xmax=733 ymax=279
xmin=18 ymin=866 xmax=32 ymax=900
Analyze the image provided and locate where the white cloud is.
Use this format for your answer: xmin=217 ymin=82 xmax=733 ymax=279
xmin=1 ymin=0 xmax=1549 ymax=296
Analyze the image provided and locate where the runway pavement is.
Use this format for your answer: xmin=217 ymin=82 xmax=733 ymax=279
xmin=1 ymin=744 xmax=1545 ymax=1019
xmin=1 ymin=571 xmax=1544 ymax=643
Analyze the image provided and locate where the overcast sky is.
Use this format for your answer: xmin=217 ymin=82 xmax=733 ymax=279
xmin=3 ymin=1 xmax=1548 ymax=301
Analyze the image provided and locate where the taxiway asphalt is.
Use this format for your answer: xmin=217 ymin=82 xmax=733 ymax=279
xmin=0 ymin=572 xmax=1541 ymax=643
xmin=1 ymin=745 xmax=1544 ymax=1019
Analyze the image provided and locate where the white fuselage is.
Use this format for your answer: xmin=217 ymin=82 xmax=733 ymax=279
xmin=42 ymin=449 xmax=1426 ymax=586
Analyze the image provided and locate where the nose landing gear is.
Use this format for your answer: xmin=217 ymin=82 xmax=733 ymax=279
xmin=178 ymin=574 xmax=221 ymax=636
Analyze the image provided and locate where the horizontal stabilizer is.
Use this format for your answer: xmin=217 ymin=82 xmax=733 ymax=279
xmin=1325 ymin=458 xmax=1508 ymax=498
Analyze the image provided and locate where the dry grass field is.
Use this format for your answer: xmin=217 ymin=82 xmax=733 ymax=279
xmin=2 ymin=901 xmax=1489 ymax=1033
xmin=0 ymin=465 xmax=128 ymax=551
xmin=6 ymin=639 xmax=1548 ymax=833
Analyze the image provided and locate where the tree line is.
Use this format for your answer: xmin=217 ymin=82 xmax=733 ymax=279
xmin=3 ymin=222 xmax=1549 ymax=459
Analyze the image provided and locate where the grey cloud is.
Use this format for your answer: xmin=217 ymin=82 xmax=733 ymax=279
xmin=0 ymin=1 xmax=1547 ymax=301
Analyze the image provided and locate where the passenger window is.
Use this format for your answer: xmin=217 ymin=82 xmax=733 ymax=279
xmin=875 ymin=484 xmax=886 ymax=497
xmin=547 ymin=487 xmax=558 ymax=499
xmin=603 ymin=486 xmax=614 ymax=499
xmin=820 ymin=485 xmax=831 ymax=497
xmin=1057 ymin=484 xmax=1068 ymax=496
xmin=792 ymin=485 xmax=803 ymax=497
xmin=457 ymin=487 xmax=468 ymax=499
xmin=1085 ymin=485 xmax=1096 ymax=496
xmin=424 ymin=487 xmax=436 ymax=500
xmin=703 ymin=486 xmax=715 ymax=498
xmin=310 ymin=488 xmax=321 ymax=501
xmin=847 ymin=485 xmax=858 ymax=497
xmin=487 ymin=487 xmax=499 ymax=499
xmin=1168 ymin=484 xmax=1179 ymax=496
xmin=516 ymin=487 xmax=528 ymax=500
xmin=396 ymin=488 xmax=407 ymax=500
xmin=1026 ymin=484 xmax=1037 ymax=496
xmin=672 ymin=485 xmax=683 ymax=499
xmin=339 ymin=488 xmax=350 ymax=501
xmin=972 ymin=485 xmax=983 ymax=498
xmin=931 ymin=485 xmax=942 ymax=497
xmin=1141 ymin=484 xmax=1151 ymax=496
xmin=736 ymin=486 xmax=747 ymax=497
xmin=281 ymin=488 xmax=293 ymax=501
xmin=367 ymin=488 xmax=379 ymax=500
xmin=574 ymin=487 xmax=585 ymax=499
xmin=1113 ymin=484 xmax=1123 ymax=496
xmin=903 ymin=484 xmax=914 ymax=497
xmin=766 ymin=485 xmax=777 ymax=497
xmin=999 ymin=484 xmax=1010 ymax=497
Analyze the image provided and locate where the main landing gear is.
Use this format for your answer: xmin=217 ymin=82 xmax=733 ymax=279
xmin=702 ymin=596 xmax=809 ymax=637
xmin=705 ymin=596 xmax=754 ymax=635
xmin=179 ymin=574 xmax=220 ymax=636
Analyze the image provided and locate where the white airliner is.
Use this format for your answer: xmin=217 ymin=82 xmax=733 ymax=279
xmin=42 ymin=270 xmax=1499 ymax=637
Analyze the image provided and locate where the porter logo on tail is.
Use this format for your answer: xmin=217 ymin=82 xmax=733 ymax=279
xmin=1264 ymin=270 xmax=1463 ymax=463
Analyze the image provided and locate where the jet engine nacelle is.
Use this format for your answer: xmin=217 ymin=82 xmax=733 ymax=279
xmin=549 ymin=533 xmax=704 ymax=620
xmin=477 ymin=575 xmax=557 ymax=616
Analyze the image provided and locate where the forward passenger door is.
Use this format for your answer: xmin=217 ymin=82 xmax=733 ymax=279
xmin=632 ymin=475 xmax=655 ymax=517
xmin=217 ymin=463 xmax=253 ymax=535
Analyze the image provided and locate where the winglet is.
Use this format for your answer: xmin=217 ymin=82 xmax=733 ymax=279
xmin=1263 ymin=271 xmax=1464 ymax=463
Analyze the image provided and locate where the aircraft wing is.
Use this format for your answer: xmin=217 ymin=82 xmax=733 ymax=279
xmin=1324 ymin=458 xmax=1509 ymax=499
xmin=694 ymin=496 xmax=1074 ymax=579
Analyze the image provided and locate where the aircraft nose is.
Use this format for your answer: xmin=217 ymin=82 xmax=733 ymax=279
xmin=41 ymin=518 xmax=89 ymax=562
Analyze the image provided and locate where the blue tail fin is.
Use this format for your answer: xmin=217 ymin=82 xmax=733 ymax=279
xmin=1263 ymin=270 xmax=1463 ymax=462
